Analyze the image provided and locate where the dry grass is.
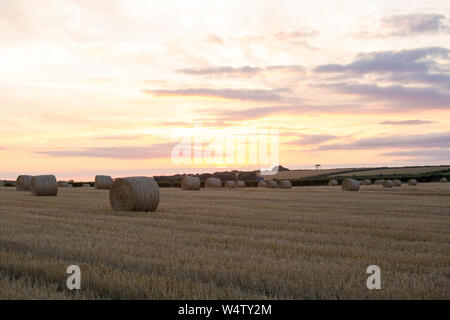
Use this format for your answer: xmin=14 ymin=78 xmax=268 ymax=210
xmin=0 ymin=184 xmax=449 ymax=300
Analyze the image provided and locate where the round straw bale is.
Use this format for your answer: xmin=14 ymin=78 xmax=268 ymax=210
xmin=181 ymin=176 xmax=200 ymax=190
xmin=278 ymin=180 xmax=292 ymax=189
xmin=441 ymin=177 xmax=448 ymax=183
xmin=362 ymin=179 xmax=372 ymax=185
xmin=205 ymin=177 xmax=222 ymax=188
xmin=57 ymin=181 xmax=70 ymax=187
xmin=30 ymin=175 xmax=57 ymax=196
xmin=95 ymin=175 xmax=112 ymax=189
xmin=407 ymin=179 xmax=418 ymax=186
xmin=382 ymin=180 xmax=394 ymax=188
xmin=68 ymin=184 xmax=73 ymax=188
xmin=374 ymin=179 xmax=384 ymax=185
xmin=0 ymin=180 xmax=4 ymax=187
xmin=341 ymin=178 xmax=360 ymax=191
xmin=393 ymin=179 xmax=402 ymax=187
xmin=16 ymin=175 xmax=32 ymax=191
xmin=224 ymin=181 xmax=236 ymax=188
xmin=81 ymin=184 xmax=91 ymax=187
xmin=110 ymin=176 xmax=160 ymax=212
xmin=328 ymin=179 xmax=339 ymax=186
xmin=257 ymin=181 xmax=266 ymax=187
xmin=265 ymin=180 xmax=278 ymax=188
xmin=236 ymin=180 xmax=246 ymax=188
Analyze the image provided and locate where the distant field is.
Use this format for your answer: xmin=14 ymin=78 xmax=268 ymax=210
xmin=262 ymin=165 xmax=450 ymax=180
xmin=0 ymin=184 xmax=449 ymax=299
xmin=261 ymin=168 xmax=359 ymax=180
xmin=330 ymin=166 xmax=450 ymax=177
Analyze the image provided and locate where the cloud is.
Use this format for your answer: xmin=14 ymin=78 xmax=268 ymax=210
xmin=273 ymin=30 xmax=318 ymax=40
xmin=380 ymin=120 xmax=435 ymax=125
xmin=205 ymin=103 xmax=372 ymax=121
xmin=382 ymin=13 xmax=450 ymax=36
xmin=317 ymin=132 xmax=450 ymax=151
xmin=143 ymin=88 xmax=290 ymax=102
xmin=34 ymin=143 xmax=176 ymax=160
xmin=319 ymin=82 xmax=450 ymax=109
xmin=289 ymin=134 xmax=338 ymax=145
xmin=315 ymin=47 xmax=449 ymax=74
xmin=380 ymin=149 xmax=450 ymax=161
xmin=176 ymin=65 xmax=304 ymax=77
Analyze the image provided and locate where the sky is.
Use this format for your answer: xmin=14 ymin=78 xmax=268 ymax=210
xmin=1 ymin=0 xmax=450 ymax=180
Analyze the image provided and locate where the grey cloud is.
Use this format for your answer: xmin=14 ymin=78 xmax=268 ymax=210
xmin=289 ymin=134 xmax=338 ymax=145
xmin=144 ymin=88 xmax=290 ymax=102
xmin=176 ymin=65 xmax=304 ymax=77
xmin=318 ymin=132 xmax=450 ymax=151
xmin=34 ymin=143 xmax=176 ymax=160
xmin=383 ymin=13 xmax=450 ymax=36
xmin=380 ymin=149 xmax=450 ymax=161
xmin=315 ymin=47 xmax=449 ymax=74
xmin=319 ymin=82 xmax=450 ymax=109
xmin=380 ymin=120 xmax=435 ymax=125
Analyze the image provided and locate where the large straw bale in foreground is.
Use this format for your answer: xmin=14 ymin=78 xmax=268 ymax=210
xmin=441 ymin=178 xmax=448 ymax=183
xmin=266 ymin=180 xmax=278 ymax=188
xmin=16 ymin=175 xmax=32 ymax=191
xmin=224 ymin=181 xmax=236 ymax=188
xmin=181 ymin=176 xmax=200 ymax=190
xmin=57 ymin=181 xmax=70 ymax=187
xmin=257 ymin=181 xmax=266 ymax=187
xmin=382 ymin=180 xmax=394 ymax=188
xmin=205 ymin=177 xmax=222 ymax=188
xmin=393 ymin=179 xmax=402 ymax=187
xmin=95 ymin=175 xmax=112 ymax=190
xmin=328 ymin=179 xmax=338 ymax=186
xmin=278 ymin=180 xmax=292 ymax=189
xmin=110 ymin=176 xmax=160 ymax=212
xmin=236 ymin=180 xmax=246 ymax=188
xmin=341 ymin=178 xmax=360 ymax=191
xmin=30 ymin=175 xmax=57 ymax=196
xmin=407 ymin=179 xmax=418 ymax=186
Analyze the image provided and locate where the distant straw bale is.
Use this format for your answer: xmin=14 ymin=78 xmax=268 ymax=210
xmin=265 ymin=180 xmax=278 ymax=189
xmin=382 ymin=180 xmax=394 ymax=188
xmin=95 ymin=175 xmax=113 ymax=190
xmin=328 ymin=179 xmax=338 ymax=186
xmin=57 ymin=181 xmax=70 ymax=187
xmin=224 ymin=181 xmax=236 ymax=188
xmin=236 ymin=180 xmax=246 ymax=188
xmin=341 ymin=178 xmax=360 ymax=191
xmin=205 ymin=177 xmax=222 ymax=188
xmin=278 ymin=180 xmax=292 ymax=189
xmin=181 ymin=176 xmax=200 ymax=190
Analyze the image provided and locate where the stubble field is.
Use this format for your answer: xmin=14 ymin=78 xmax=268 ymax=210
xmin=0 ymin=183 xmax=449 ymax=299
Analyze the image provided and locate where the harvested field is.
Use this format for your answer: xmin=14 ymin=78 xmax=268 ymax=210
xmin=331 ymin=166 xmax=450 ymax=177
xmin=0 ymin=184 xmax=449 ymax=299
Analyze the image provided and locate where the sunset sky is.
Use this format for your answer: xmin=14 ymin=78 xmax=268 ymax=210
xmin=1 ymin=0 xmax=450 ymax=180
